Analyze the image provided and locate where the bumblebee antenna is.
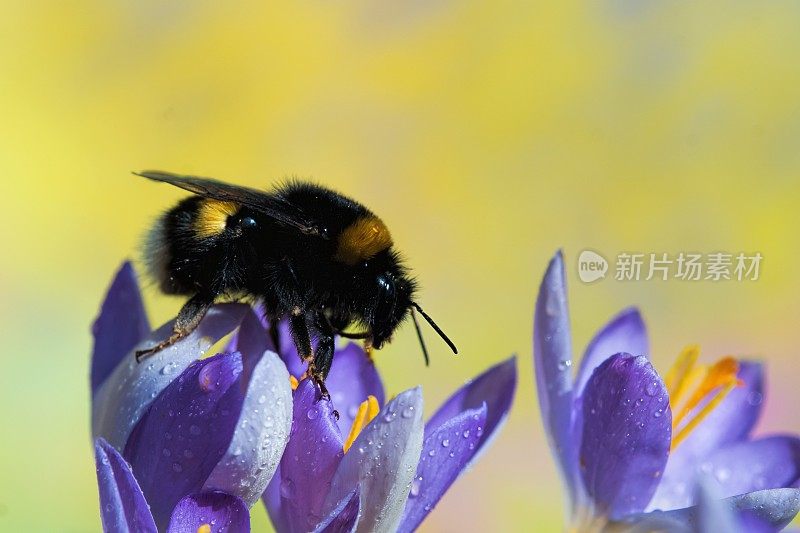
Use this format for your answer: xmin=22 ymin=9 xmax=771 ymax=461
xmin=411 ymin=306 xmax=430 ymax=367
xmin=411 ymin=302 xmax=458 ymax=355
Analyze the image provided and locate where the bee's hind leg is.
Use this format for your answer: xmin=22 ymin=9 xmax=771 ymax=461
xmin=135 ymin=293 xmax=214 ymax=362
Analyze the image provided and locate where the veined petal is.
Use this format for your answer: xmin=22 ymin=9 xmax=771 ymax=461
xmin=633 ymin=488 xmax=800 ymax=531
xmin=313 ymin=489 xmax=360 ymax=533
xmin=397 ymin=405 xmax=488 ymax=533
xmin=92 ymin=303 xmax=249 ymax=449
xmin=575 ymin=307 xmax=648 ymax=396
xmin=123 ymin=353 xmax=245 ymax=529
xmin=323 ymin=387 xmax=424 ymax=533
xmin=166 ymin=492 xmax=249 ymax=533
xmin=266 ymin=379 xmax=344 ymax=532
xmin=649 ymin=361 xmax=764 ymax=511
xmin=580 ymin=354 xmax=671 ymax=518
xmin=91 ymin=262 xmax=150 ymax=396
xmin=326 ymin=343 xmax=385 ymax=437
xmin=201 ymin=344 xmax=292 ymax=505
xmin=425 ymin=357 xmax=516 ymax=456
xmin=95 ymin=438 xmax=157 ymax=533
xmin=533 ymin=251 xmax=576 ymax=502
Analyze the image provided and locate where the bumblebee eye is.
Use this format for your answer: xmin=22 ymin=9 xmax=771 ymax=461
xmin=240 ymin=216 xmax=257 ymax=229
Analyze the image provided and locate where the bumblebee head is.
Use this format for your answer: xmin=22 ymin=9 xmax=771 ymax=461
xmin=369 ymin=269 xmax=413 ymax=350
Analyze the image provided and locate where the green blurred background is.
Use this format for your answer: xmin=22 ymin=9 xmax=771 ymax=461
xmin=1 ymin=1 xmax=799 ymax=531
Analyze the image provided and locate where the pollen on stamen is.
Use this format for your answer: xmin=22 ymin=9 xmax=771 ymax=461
xmin=343 ymin=395 xmax=379 ymax=453
xmin=197 ymin=524 xmax=211 ymax=533
xmin=289 ymin=375 xmax=299 ymax=391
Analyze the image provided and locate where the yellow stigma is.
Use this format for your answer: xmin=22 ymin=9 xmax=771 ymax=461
xmin=197 ymin=525 xmax=211 ymax=533
xmin=343 ymin=395 xmax=379 ymax=453
xmin=289 ymin=375 xmax=299 ymax=391
xmin=667 ymin=346 xmax=743 ymax=450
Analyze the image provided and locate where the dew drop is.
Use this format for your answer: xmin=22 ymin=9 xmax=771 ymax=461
xmin=557 ymin=360 xmax=572 ymax=371
xmin=401 ymin=406 xmax=415 ymax=419
xmin=747 ymin=391 xmax=763 ymax=406
xmin=645 ymin=380 xmax=659 ymax=396
xmin=462 ymin=430 xmax=470 ymax=439
xmin=189 ymin=425 xmax=202 ymax=436
xmin=172 ymin=462 xmax=183 ymax=473
xmin=162 ymin=448 xmax=171 ymax=457
xmin=258 ymin=395 xmax=267 ymax=404
xmin=306 ymin=408 xmax=319 ymax=420
xmin=279 ymin=479 xmax=296 ymax=498
xmin=654 ymin=408 xmax=663 ymax=418
xmin=183 ymin=449 xmax=194 ymax=459
xmin=409 ymin=477 xmax=422 ymax=497
xmin=442 ymin=439 xmax=450 ymax=447
xmin=428 ymin=449 xmax=436 ymax=457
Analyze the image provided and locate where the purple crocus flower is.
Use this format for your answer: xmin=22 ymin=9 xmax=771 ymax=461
xmin=95 ymin=437 xmax=250 ymax=532
xmin=90 ymin=262 xmax=293 ymax=529
xmin=263 ymin=336 xmax=518 ymax=532
xmin=534 ymin=251 xmax=800 ymax=531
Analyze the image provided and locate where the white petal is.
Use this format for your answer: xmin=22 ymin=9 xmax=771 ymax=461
xmin=324 ymin=387 xmax=424 ymax=533
xmin=202 ymin=350 xmax=292 ymax=506
xmin=92 ymin=304 xmax=247 ymax=449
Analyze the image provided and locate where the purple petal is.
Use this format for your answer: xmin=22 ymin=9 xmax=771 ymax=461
xmin=533 ymin=251 xmax=577 ymax=503
xmin=123 ymin=353 xmax=245 ymax=529
xmin=262 ymin=471 xmax=290 ymax=533
xmin=273 ymin=320 xmax=307 ymax=379
xmin=313 ymin=489 xmax=360 ymax=533
xmin=636 ymin=488 xmax=800 ymax=531
xmin=202 ymin=309 xmax=293 ymax=507
xmin=649 ymin=361 xmax=764 ymax=511
xmin=575 ymin=307 xmax=648 ymax=396
xmin=326 ymin=343 xmax=386 ymax=436
xmin=268 ymin=379 xmax=345 ymax=532
xmin=323 ymin=387 xmax=424 ymax=533
xmin=397 ymin=405 xmax=488 ymax=533
xmin=697 ymin=436 xmax=800 ymax=500
xmin=92 ymin=303 xmax=249 ymax=449
xmin=696 ymin=476 xmax=741 ymax=533
xmin=91 ymin=262 xmax=150 ymax=396
xmin=166 ymin=492 xmax=249 ymax=533
xmin=95 ymin=438 xmax=157 ymax=533
xmin=580 ymin=354 xmax=672 ymax=518
xmin=426 ymin=356 xmax=516 ymax=455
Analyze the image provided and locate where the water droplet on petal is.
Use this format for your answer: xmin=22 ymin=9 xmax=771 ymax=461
xmin=409 ymin=477 xmax=422 ymax=497
xmin=258 ymin=394 xmax=267 ymax=404
xmin=172 ymin=462 xmax=183 ymax=473
xmin=747 ymin=391 xmax=763 ymax=406
xmin=557 ymin=360 xmax=572 ymax=371
xmin=162 ymin=448 xmax=171 ymax=457
xmin=442 ymin=439 xmax=450 ymax=447
xmin=645 ymin=380 xmax=659 ymax=396
xmin=189 ymin=425 xmax=201 ymax=436
xmin=279 ymin=478 xmax=296 ymax=498
xmin=306 ymin=408 xmax=319 ymax=420
xmin=401 ymin=406 xmax=415 ymax=418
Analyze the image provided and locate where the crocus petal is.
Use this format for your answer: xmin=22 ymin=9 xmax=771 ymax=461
xmin=649 ymin=361 xmax=765 ymax=511
xmin=325 ymin=343 xmax=386 ymax=436
xmin=267 ymin=379 xmax=345 ymax=532
xmin=694 ymin=436 xmax=800 ymax=500
xmin=425 ymin=357 xmax=516 ymax=454
xmin=262 ymin=471 xmax=290 ymax=533
xmin=323 ymin=387 xmax=424 ymax=533
xmin=533 ymin=251 xmax=577 ymax=503
xmin=696 ymin=476 xmax=741 ymax=533
xmin=313 ymin=489 xmax=360 ymax=533
xmin=397 ymin=404 xmax=488 ymax=533
xmin=575 ymin=307 xmax=648 ymax=396
xmin=91 ymin=262 xmax=150 ymax=396
xmin=201 ymin=348 xmax=292 ymax=506
xmin=123 ymin=353 xmax=245 ymax=529
xmin=95 ymin=438 xmax=157 ymax=533
xmin=580 ymin=354 xmax=671 ymax=518
xmin=166 ymin=492 xmax=250 ymax=533
xmin=634 ymin=488 xmax=800 ymax=531
xmin=92 ymin=303 xmax=248 ymax=449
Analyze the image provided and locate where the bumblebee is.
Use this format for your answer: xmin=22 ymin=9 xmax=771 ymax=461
xmin=136 ymin=171 xmax=456 ymax=397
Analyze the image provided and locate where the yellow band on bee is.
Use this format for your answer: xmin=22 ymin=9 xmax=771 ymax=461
xmin=195 ymin=199 xmax=240 ymax=237
xmin=335 ymin=216 xmax=393 ymax=264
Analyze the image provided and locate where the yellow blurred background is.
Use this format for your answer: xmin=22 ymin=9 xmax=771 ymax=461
xmin=1 ymin=1 xmax=799 ymax=531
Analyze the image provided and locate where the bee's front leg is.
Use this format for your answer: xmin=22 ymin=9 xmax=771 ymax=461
xmin=135 ymin=292 xmax=214 ymax=361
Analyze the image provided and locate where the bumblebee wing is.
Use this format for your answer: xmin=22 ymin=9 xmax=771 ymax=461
xmin=135 ymin=170 xmax=325 ymax=237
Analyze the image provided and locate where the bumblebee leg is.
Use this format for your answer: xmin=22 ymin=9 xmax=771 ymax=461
xmin=135 ymin=293 xmax=214 ymax=362
xmin=308 ymin=318 xmax=336 ymax=413
xmin=268 ymin=318 xmax=281 ymax=353
xmin=288 ymin=311 xmax=313 ymax=363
